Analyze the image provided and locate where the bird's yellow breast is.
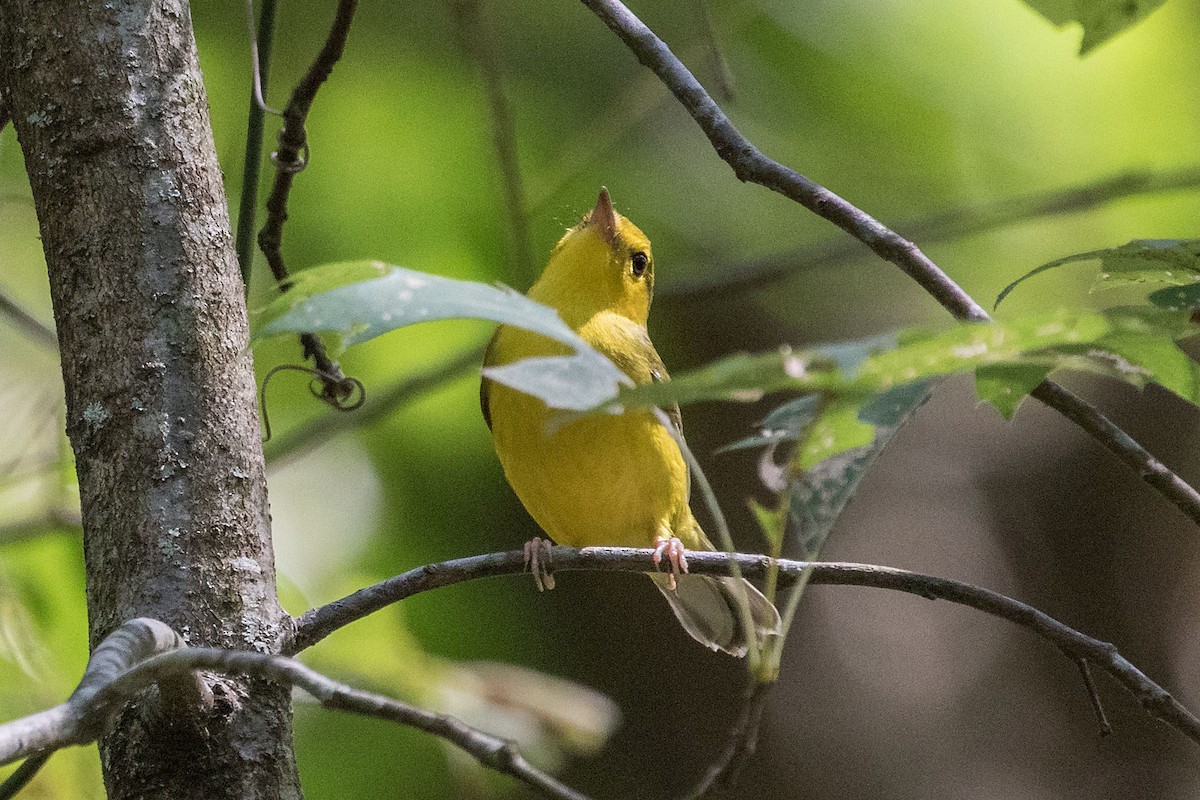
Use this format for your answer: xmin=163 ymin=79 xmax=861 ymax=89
xmin=484 ymin=318 xmax=695 ymax=550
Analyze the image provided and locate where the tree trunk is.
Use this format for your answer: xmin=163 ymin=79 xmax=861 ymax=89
xmin=0 ymin=3 xmax=301 ymax=798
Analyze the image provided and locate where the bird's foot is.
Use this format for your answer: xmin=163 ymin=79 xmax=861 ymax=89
xmin=651 ymin=536 xmax=689 ymax=592
xmin=523 ymin=537 xmax=556 ymax=592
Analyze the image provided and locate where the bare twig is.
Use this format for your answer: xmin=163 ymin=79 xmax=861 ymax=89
xmin=264 ymin=345 xmax=484 ymax=466
xmin=0 ymin=285 xmax=57 ymax=351
xmin=663 ymin=166 xmax=1200 ymax=299
xmin=452 ymin=0 xmax=536 ymax=278
xmin=0 ymin=621 xmax=592 ymax=800
xmin=1029 ymin=380 xmax=1200 ymax=526
xmin=257 ymin=0 xmax=358 ymax=396
xmin=235 ymin=0 xmax=280 ymax=288
xmin=1076 ymin=658 xmax=1113 ymax=737
xmin=286 ymin=547 xmax=1200 ymax=748
xmin=579 ymin=0 xmax=1200 ymax=530
xmin=580 ymin=0 xmax=988 ymax=322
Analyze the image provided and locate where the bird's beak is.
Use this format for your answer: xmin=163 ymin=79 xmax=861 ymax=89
xmin=589 ymin=187 xmax=618 ymax=244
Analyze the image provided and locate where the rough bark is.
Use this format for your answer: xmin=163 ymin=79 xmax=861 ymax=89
xmin=0 ymin=3 xmax=302 ymax=798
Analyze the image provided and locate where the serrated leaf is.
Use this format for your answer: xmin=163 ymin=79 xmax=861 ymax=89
xmin=996 ymin=239 xmax=1200 ymax=308
xmin=253 ymin=261 xmax=629 ymax=411
xmin=975 ymin=363 xmax=1052 ymax=419
xmin=1020 ymin=0 xmax=1168 ymax=54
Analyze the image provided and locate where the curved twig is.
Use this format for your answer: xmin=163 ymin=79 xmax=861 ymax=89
xmin=286 ymin=547 xmax=1200 ymax=749
xmin=578 ymin=0 xmax=1200 ymax=529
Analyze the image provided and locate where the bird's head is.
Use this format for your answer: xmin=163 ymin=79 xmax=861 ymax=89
xmin=531 ymin=188 xmax=654 ymax=326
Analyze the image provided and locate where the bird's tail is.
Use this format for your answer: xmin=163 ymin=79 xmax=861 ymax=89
xmin=649 ymin=572 xmax=781 ymax=657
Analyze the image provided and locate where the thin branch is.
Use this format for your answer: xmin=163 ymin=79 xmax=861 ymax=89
xmin=256 ymin=0 xmax=358 ymax=396
xmin=452 ymin=0 xmax=537 ymax=278
xmin=579 ymin=0 xmax=1200 ymax=530
xmin=0 ymin=285 xmax=57 ymax=351
xmin=1076 ymin=658 xmax=1113 ymax=737
xmin=1029 ymin=380 xmax=1200 ymax=526
xmin=663 ymin=166 xmax=1200 ymax=299
xmin=0 ymin=622 xmax=592 ymax=800
xmin=580 ymin=0 xmax=989 ymax=322
xmin=287 ymin=547 xmax=1200 ymax=748
xmin=235 ymin=0 xmax=280 ymax=289
xmin=264 ymin=345 xmax=484 ymax=466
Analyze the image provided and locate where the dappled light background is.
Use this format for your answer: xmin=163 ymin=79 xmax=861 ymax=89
xmin=3 ymin=0 xmax=1200 ymax=797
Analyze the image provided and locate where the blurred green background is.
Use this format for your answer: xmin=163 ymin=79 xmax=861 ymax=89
xmin=3 ymin=0 xmax=1200 ymax=797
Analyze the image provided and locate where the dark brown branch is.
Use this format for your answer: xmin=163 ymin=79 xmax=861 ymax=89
xmin=1029 ymin=380 xmax=1200 ymax=526
xmin=257 ymin=0 xmax=358 ymax=396
xmin=579 ymin=0 xmax=1200 ymax=530
xmin=663 ymin=166 xmax=1200 ymax=299
xmin=287 ymin=547 xmax=1200 ymax=748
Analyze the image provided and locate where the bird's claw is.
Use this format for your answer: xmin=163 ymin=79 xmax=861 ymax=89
xmin=652 ymin=536 xmax=688 ymax=592
xmin=523 ymin=537 xmax=555 ymax=592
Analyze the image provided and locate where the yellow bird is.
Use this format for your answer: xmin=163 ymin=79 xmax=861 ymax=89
xmin=481 ymin=189 xmax=780 ymax=656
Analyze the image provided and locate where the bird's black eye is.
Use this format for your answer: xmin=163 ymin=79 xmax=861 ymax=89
xmin=631 ymin=251 xmax=648 ymax=278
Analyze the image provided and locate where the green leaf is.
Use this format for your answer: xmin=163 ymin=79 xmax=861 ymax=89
xmin=975 ymin=363 xmax=1052 ymax=419
xmin=253 ymin=261 xmax=629 ymax=411
xmin=996 ymin=239 xmax=1200 ymax=308
xmin=1020 ymin=0 xmax=1169 ymax=54
xmin=788 ymin=380 xmax=933 ymax=560
xmin=1148 ymin=282 xmax=1200 ymax=312
xmin=795 ymin=397 xmax=876 ymax=471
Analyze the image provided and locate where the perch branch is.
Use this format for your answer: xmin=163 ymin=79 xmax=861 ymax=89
xmin=287 ymin=547 xmax=1200 ymax=748
xmin=579 ymin=0 xmax=1200 ymax=529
